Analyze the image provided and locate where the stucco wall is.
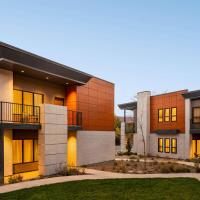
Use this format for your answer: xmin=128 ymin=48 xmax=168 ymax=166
xmin=76 ymin=131 xmax=115 ymax=166
xmin=0 ymin=68 xmax=13 ymax=102
xmin=39 ymin=104 xmax=67 ymax=176
xmin=149 ymin=133 xmax=186 ymax=159
xmin=14 ymin=74 xmax=65 ymax=105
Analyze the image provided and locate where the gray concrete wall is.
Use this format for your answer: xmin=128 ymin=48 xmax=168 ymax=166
xmin=39 ymin=104 xmax=67 ymax=176
xmin=76 ymin=131 xmax=115 ymax=166
xmin=149 ymin=133 xmax=186 ymax=159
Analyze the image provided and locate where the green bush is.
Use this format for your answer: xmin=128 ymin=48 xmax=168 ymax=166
xmin=8 ymin=174 xmax=23 ymax=184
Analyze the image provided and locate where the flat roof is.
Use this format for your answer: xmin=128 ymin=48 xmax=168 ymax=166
xmin=0 ymin=42 xmax=93 ymax=85
xmin=182 ymin=90 xmax=200 ymax=99
xmin=118 ymin=101 xmax=137 ymax=110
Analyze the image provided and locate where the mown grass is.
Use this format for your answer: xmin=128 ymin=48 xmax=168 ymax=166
xmin=0 ymin=178 xmax=200 ymax=200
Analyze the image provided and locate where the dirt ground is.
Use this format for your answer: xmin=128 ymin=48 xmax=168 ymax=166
xmin=87 ymin=160 xmax=196 ymax=174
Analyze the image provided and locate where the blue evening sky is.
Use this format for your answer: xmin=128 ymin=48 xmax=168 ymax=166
xmin=1 ymin=0 xmax=200 ymax=116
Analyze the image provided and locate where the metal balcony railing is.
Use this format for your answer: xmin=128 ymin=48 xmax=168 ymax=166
xmin=68 ymin=110 xmax=82 ymax=127
xmin=0 ymin=102 xmax=40 ymax=124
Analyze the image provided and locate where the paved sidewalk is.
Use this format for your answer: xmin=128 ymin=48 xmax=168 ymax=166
xmin=0 ymin=169 xmax=200 ymax=194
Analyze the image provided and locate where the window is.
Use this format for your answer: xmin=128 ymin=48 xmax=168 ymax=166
xmin=158 ymin=138 xmax=163 ymax=152
xmin=193 ymin=107 xmax=200 ymax=123
xmin=164 ymin=138 xmax=170 ymax=153
xmin=158 ymin=109 xmax=163 ymax=122
xmin=171 ymin=138 xmax=177 ymax=154
xmin=171 ymin=107 xmax=177 ymax=122
xmin=54 ymin=97 xmax=64 ymax=106
xmin=164 ymin=108 xmax=170 ymax=122
xmin=12 ymin=139 xmax=38 ymax=164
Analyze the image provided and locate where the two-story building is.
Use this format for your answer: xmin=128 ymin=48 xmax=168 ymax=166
xmin=0 ymin=42 xmax=115 ymax=183
xmin=119 ymin=89 xmax=200 ymax=159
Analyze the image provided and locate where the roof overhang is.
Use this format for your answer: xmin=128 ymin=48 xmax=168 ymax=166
xmin=0 ymin=42 xmax=92 ymax=86
xmin=118 ymin=102 xmax=137 ymax=110
xmin=182 ymin=90 xmax=200 ymax=100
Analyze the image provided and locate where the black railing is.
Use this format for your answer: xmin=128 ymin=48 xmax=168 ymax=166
xmin=68 ymin=110 xmax=82 ymax=127
xmin=125 ymin=122 xmax=135 ymax=133
xmin=0 ymin=102 xmax=40 ymax=124
xmin=190 ymin=118 xmax=200 ymax=130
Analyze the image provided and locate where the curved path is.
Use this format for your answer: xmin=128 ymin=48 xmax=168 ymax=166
xmin=0 ymin=168 xmax=200 ymax=194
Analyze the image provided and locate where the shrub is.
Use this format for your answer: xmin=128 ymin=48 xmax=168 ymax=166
xmin=57 ymin=166 xmax=86 ymax=176
xmin=8 ymin=174 xmax=23 ymax=184
xmin=160 ymin=165 xmax=171 ymax=173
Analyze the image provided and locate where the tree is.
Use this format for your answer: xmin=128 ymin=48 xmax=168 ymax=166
xmin=114 ymin=116 xmax=121 ymax=145
xmin=137 ymin=105 xmax=147 ymax=170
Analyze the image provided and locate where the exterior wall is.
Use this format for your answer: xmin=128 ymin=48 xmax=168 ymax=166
xmin=150 ymin=90 xmax=187 ymax=133
xmin=39 ymin=104 xmax=67 ymax=176
xmin=66 ymin=77 xmax=114 ymax=131
xmin=185 ymin=99 xmax=192 ymax=159
xmin=4 ymin=129 xmax=13 ymax=177
xmin=76 ymin=131 xmax=115 ymax=166
xmin=14 ymin=74 xmax=66 ymax=105
xmin=149 ymin=133 xmax=186 ymax=159
xmin=0 ymin=68 xmax=13 ymax=102
xmin=136 ymin=91 xmax=151 ymax=155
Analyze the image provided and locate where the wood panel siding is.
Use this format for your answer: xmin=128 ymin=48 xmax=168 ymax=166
xmin=150 ymin=90 xmax=187 ymax=133
xmin=66 ymin=78 xmax=114 ymax=131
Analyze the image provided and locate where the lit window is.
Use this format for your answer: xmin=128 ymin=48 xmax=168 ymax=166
xmin=164 ymin=108 xmax=170 ymax=122
xmin=164 ymin=138 xmax=170 ymax=153
xmin=12 ymin=139 xmax=38 ymax=164
xmin=158 ymin=138 xmax=163 ymax=153
xmin=171 ymin=108 xmax=177 ymax=122
xmin=158 ymin=109 xmax=163 ymax=122
xmin=171 ymin=138 xmax=177 ymax=154
xmin=193 ymin=107 xmax=200 ymax=123
xmin=13 ymin=140 xmax=23 ymax=164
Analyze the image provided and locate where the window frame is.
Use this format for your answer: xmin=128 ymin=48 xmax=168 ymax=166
xmin=171 ymin=138 xmax=177 ymax=154
xmin=158 ymin=138 xmax=163 ymax=153
xmin=164 ymin=108 xmax=170 ymax=122
xmin=171 ymin=107 xmax=177 ymax=122
xmin=158 ymin=109 xmax=163 ymax=123
xmin=192 ymin=107 xmax=200 ymax=124
xmin=164 ymin=138 xmax=170 ymax=153
xmin=13 ymin=139 xmax=38 ymax=165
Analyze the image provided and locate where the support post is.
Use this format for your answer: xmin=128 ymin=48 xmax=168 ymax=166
xmin=0 ymin=127 xmax=4 ymax=183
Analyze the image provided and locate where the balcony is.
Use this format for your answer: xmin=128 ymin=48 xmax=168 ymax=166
xmin=125 ymin=122 xmax=136 ymax=134
xmin=0 ymin=102 xmax=40 ymax=129
xmin=190 ymin=118 xmax=200 ymax=134
xmin=68 ymin=110 xmax=82 ymax=131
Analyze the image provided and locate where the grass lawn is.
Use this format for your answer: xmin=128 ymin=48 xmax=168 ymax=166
xmin=0 ymin=178 xmax=200 ymax=200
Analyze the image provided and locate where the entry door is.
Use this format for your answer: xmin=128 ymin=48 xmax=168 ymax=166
xmin=67 ymin=132 xmax=77 ymax=167
xmin=192 ymin=140 xmax=200 ymax=158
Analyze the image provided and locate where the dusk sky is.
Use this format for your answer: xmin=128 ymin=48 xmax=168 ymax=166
xmin=1 ymin=0 xmax=200 ymax=115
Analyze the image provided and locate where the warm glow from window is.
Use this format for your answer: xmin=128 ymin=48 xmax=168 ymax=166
xmin=68 ymin=133 xmax=77 ymax=167
xmin=158 ymin=138 xmax=163 ymax=152
xmin=193 ymin=108 xmax=200 ymax=123
xmin=171 ymin=138 xmax=177 ymax=153
xmin=171 ymin=108 xmax=177 ymax=122
xmin=34 ymin=94 xmax=43 ymax=106
xmin=13 ymin=140 xmax=22 ymax=164
xmin=164 ymin=108 xmax=170 ymax=122
xmin=158 ymin=109 xmax=163 ymax=122
xmin=34 ymin=140 xmax=38 ymax=162
xmin=165 ymin=138 xmax=170 ymax=153
xmin=24 ymin=140 xmax=34 ymax=163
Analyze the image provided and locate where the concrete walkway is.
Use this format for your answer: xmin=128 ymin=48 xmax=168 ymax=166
xmin=1 ymin=169 xmax=200 ymax=194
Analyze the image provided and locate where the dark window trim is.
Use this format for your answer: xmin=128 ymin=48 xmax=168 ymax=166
xmin=164 ymin=108 xmax=170 ymax=122
xmin=158 ymin=138 xmax=163 ymax=153
xmin=171 ymin=107 xmax=177 ymax=122
xmin=158 ymin=109 xmax=163 ymax=123
xmin=13 ymin=139 xmax=38 ymax=165
xmin=164 ymin=138 xmax=170 ymax=153
xmin=171 ymin=138 xmax=177 ymax=154
xmin=54 ymin=97 xmax=65 ymax=106
xmin=192 ymin=107 xmax=200 ymax=124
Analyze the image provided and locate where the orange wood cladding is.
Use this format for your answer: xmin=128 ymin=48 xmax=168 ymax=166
xmin=150 ymin=90 xmax=187 ymax=133
xmin=66 ymin=77 xmax=114 ymax=131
